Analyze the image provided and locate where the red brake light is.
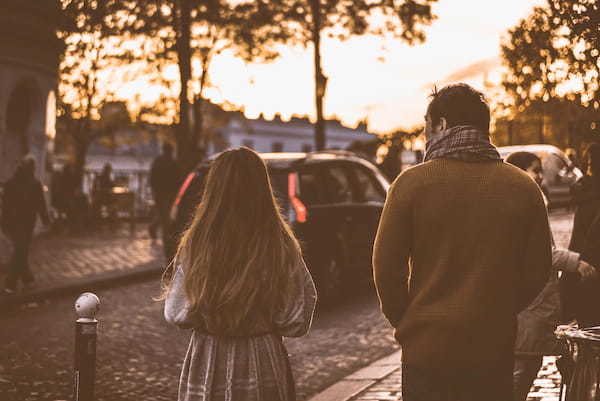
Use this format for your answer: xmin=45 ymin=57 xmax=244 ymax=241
xmin=170 ymin=172 xmax=196 ymax=220
xmin=288 ymin=172 xmax=307 ymax=223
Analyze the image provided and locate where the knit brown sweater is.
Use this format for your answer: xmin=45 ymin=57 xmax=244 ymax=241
xmin=373 ymin=159 xmax=552 ymax=370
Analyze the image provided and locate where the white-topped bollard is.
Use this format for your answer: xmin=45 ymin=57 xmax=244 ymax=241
xmin=73 ymin=292 xmax=100 ymax=401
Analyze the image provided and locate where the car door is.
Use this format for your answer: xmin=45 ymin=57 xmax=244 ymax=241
xmin=345 ymin=162 xmax=388 ymax=281
xmin=296 ymin=162 xmax=355 ymax=286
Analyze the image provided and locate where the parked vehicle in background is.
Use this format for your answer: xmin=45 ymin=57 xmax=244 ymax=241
xmin=498 ymin=144 xmax=583 ymax=208
xmin=169 ymin=151 xmax=390 ymax=302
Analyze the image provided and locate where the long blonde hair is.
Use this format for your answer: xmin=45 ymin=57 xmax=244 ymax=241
xmin=170 ymin=147 xmax=300 ymax=335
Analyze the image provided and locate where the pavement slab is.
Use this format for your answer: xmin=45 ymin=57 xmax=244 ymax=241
xmin=0 ymin=224 xmax=164 ymax=309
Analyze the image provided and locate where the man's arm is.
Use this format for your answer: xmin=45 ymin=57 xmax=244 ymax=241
xmin=517 ymin=187 xmax=553 ymax=312
xmin=373 ymin=176 xmax=412 ymax=327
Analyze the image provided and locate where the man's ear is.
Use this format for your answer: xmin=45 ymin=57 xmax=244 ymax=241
xmin=438 ymin=117 xmax=448 ymax=132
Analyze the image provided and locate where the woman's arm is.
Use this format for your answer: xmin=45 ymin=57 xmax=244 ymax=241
xmin=164 ymin=264 xmax=196 ymax=328
xmin=274 ymin=254 xmax=317 ymax=338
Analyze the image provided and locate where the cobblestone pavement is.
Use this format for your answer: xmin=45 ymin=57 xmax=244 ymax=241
xmin=0 ymin=223 xmax=163 ymax=292
xmin=0 ymin=212 xmax=574 ymax=401
xmin=0 ymin=280 xmax=398 ymax=401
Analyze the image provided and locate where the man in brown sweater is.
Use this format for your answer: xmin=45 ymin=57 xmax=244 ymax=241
xmin=373 ymin=84 xmax=552 ymax=401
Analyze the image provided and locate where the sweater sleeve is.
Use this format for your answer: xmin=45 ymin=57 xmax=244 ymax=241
xmin=372 ymin=175 xmax=412 ymax=327
xmin=274 ymin=253 xmax=317 ymax=337
xmin=516 ymin=187 xmax=553 ymax=312
xmin=164 ymin=264 xmax=196 ymax=328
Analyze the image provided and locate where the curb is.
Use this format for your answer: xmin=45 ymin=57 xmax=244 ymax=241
xmin=0 ymin=261 xmax=164 ymax=312
xmin=307 ymin=350 xmax=402 ymax=401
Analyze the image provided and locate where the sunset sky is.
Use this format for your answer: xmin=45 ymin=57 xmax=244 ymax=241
xmin=119 ymin=0 xmax=546 ymax=134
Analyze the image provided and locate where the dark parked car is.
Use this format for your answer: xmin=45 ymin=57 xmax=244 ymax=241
xmin=169 ymin=151 xmax=390 ymax=301
xmin=498 ymin=144 xmax=583 ymax=208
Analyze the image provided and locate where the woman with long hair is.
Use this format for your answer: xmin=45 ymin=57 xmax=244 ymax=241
xmin=163 ymin=147 xmax=317 ymax=401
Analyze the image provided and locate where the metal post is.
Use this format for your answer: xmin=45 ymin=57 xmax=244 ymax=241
xmin=73 ymin=292 xmax=100 ymax=401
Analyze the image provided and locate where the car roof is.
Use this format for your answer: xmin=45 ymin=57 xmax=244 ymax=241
xmin=497 ymin=144 xmax=564 ymax=158
xmin=201 ymin=150 xmax=369 ymax=170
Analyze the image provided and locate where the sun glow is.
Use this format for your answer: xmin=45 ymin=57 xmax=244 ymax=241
xmin=106 ymin=0 xmax=548 ymax=133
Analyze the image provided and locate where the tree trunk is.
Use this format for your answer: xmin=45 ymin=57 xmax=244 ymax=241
xmin=193 ymin=96 xmax=209 ymax=159
xmin=193 ymin=61 xmax=210 ymax=158
xmin=538 ymin=113 xmax=545 ymax=144
xmin=175 ymin=0 xmax=194 ymax=172
xmin=508 ymin=120 xmax=514 ymax=145
xmin=72 ymin=134 xmax=91 ymax=190
xmin=309 ymin=0 xmax=326 ymax=151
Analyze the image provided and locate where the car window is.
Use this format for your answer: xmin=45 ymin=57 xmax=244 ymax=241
xmin=318 ymin=165 xmax=353 ymax=204
xmin=298 ymin=170 xmax=322 ymax=205
xmin=542 ymin=153 xmax=567 ymax=177
xmin=298 ymin=165 xmax=352 ymax=206
xmin=351 ymin=165 xmax=385 ymax=203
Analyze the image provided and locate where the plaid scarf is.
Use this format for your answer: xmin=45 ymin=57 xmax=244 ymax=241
xmin=424 ymin=125 xmax=501 ymax=163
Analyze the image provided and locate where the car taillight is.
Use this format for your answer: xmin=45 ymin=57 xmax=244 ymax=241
xmin=288 ymin=172 xmax=307 ymax=223
xmin=170 ymin=172 xmax=196 ymax=221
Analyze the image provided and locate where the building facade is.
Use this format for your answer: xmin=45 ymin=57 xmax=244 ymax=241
xmin=0 ymin=0 xmax=62 ymax=262
xmin=207 ymin=113 xmax=375 ymax=155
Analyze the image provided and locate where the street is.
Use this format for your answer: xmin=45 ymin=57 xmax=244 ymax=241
xmin=0 ymin=212 xmax=573 ymax=401
xmin=0 ymin=280 xmax=398 ymax=401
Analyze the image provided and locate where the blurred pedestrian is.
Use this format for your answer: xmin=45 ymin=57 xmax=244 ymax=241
xmin=565 ymin=148 xmax=578 ymax=169
xmin=162 ymin=147 xmax=317 ymax=401
xmin=373 ymin=84 xmax=552 ymax=401
xmin=1 ymin=155 xmax=50 ymax=293
xmin=149 ymin=143 xmax=180 ymax=261
xmin=564 ymin=143 xmax=600 ymax=327
xmin=506 ymin=151 xmax=597 ymax=401
xmin=92 ymin=163 xmax=115 ymax=226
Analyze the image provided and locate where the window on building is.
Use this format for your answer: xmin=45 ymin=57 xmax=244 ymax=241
xmin=272 ymin=142 xmax=284 ymax=152
xmin=242 ymin=139 xmax=254 ymax=149
xmin=302 ymin=144 xmax=312 ymax=153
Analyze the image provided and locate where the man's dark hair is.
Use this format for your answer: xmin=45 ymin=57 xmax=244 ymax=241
xmin=506 ymin=151 xmax=541 ymax=172
xmin=426 ymin=83 xmax=490 ymax=132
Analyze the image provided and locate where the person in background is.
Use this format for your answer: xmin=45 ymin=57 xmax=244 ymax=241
xmin=150 ymin=143 xmax=180 ymax=261
xmin=565 ymin=148 xmax=579 ymax=169
xmin=92 ymin=163 xmax=115 ymax=225
xmin=1 ymin=155 xmax=50 ymax=294
xmin=506 ymin=151 xmax=597 ymax=401
xmin=163 ymin=147 xmax=316 ymax=400
xmin=373 ymin=84 xmax=552 ymax=401
xmin=565 ymin=143 xmax=600 ymax=328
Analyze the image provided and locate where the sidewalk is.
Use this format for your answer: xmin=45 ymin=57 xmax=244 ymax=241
xmin=0 ymin=224 xmax=164 ymax=309
xmin=309 ymin=351 xmax=562 ymax=401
